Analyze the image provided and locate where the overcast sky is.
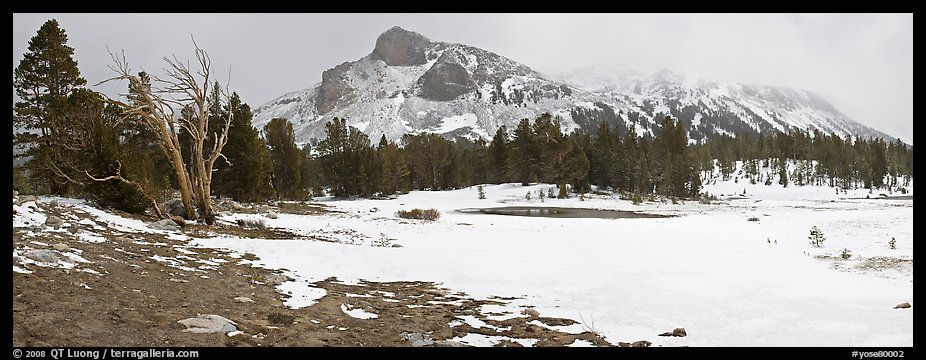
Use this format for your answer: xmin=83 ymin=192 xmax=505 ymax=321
xmin=13 ymin=13 xmax=912 ymax=144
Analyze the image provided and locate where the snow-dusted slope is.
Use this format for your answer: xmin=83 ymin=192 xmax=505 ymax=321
xmin=558 ymin=65 xmax=896 ymax=143
xmin=253 ymin=27 xmax=896 ymax=145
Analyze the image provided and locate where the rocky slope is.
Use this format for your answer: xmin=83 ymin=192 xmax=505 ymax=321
xmin=253 ymin=26 xmax=895 ymax=145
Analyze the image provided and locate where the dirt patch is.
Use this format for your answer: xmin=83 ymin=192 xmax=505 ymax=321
xmin=12 ymin=200 xmax=610 ymax=347
xmin=855 ymin=256 xmax=913 ymax=272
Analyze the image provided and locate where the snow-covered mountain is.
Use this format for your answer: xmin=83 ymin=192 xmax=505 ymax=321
xmin=252 ymin=26 xmax=895 ymax=144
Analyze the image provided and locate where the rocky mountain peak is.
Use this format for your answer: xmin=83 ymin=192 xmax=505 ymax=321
xmin=370 ymin=26 xmax=432 ymax=66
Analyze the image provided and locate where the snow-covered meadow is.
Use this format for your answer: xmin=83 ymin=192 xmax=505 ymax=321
xmin=194 ymin=177 xmax=913 ymax=347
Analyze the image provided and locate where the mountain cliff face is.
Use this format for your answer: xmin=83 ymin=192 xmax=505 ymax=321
xmin=252 ymin=26 xmax=895 ymax=145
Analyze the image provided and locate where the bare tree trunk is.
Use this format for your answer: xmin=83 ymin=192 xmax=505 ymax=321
xmin=100 ymin=41 xmax=232 ymax=226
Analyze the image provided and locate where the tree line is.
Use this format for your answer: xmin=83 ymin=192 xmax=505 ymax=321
xmin=13 ymin=20 xmax=913 ymax=221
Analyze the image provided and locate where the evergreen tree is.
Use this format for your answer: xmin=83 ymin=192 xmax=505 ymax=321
xmin=299 ymin=144 xmax=324 ymax=197
xmin=212 ymin=93 xmax=274 ymax=202
xmin=590 ymin=121 xmax=615 ymax=189
xmin=264 ymin=118 xmax=303 ymax=199
xmin=378 ymin=137 xmax=409 ymax=195
xmin=403 ymin=132 xmax=455 ymax=190
xmin=508 ymin=118 xmax=537 ymax=186
xmin=778 ymin=157 xmax=789 ymax=187
xmin=50 ymin=89 xmax=170 ymax=213
xmin=14 ymin=19 xmax=87 ymax=194
xmin=316 ymin=118 xmax=377 ymax=197
xmin=487 ymin=126 xmax=510 ymax=184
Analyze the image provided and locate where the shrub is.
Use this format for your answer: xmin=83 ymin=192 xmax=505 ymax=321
xmin=747 ymin=217 xmax=760 ymax=222
xmin=396 ymin=208 xmax=440 ymax=221
xmin=808 ymin=226 xmax=826 ymax=247
xmin=477 ymin=185 xmax=486 ymax=200
xmin=236 ymin=218 xmax=266 ymax=230
xmin=840 ymin=248 xmax=852 ymax=260
xmin=889 ymin=237 xmax=896 ymax=250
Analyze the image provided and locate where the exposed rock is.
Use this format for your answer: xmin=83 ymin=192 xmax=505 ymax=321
xmin=20 ymin=195 xmax=37 ymax=203
xmin=263 ymin=273 xmax=289 ymax=286
xmin=234 ymin=296 xmax=255 ymax=303
xmin=177 ymin=314 xmax=237 ymax=334
xmin=316 ymin=62 xmax=356 ymax=114
xmin=45 ymin=215 xmax=64 ymax=229
xmin=148 ymin=219 xmax=180 ymax=231
xmin=370 ymin=26 xmax=431 ymax=66
xmin=433 ymin=340 xmax=468 ymax=347
xmin=170 ymin=215 xmax=186 ymax=227
xmin=418 ymin=52 xmax=477 ymax=101
xmin=534 ymin=317 xmax=578 ymax=326
xmin=391 ymin=244 xmax=404 ymax=248
xmin=52 ymin=243 xmax=70 ymax=252
xmin=618 ymin=342 xmax=631 ymax=347
xmin=13 ymin=190 xmax=19 ymax=197
xmin=24 ymin=249 xmax=59 ymax=263
xmin=67 ymin=223 xmax=79 ymax=234
xmin=169 ymin=278 xmax=189 ymax=283
xmin=27 ymin=225 xmax=44 ymax=233
xmin=265 ymin=211 xmax=278 ymax=219
xmin=48 ymin=199 xmax=58 ymax=208
xmin=521 ymin=308 xmax=540 ymax=317
xmin=659 ymin=327 xmax=687 ymax=337
xmin=496 ymin=340 xmax=523 ymax=347
xmin=631 ymin=340 xmax=652 ymax=347
xmin=168 ymin=200 xmax=196 ymax=219
xmin=257 ymin=205 xmax=271 ymax=213
xmin=894 ymin=302 xmax=912 ymax=309
xmin=403 ymin=332 xmax=434 ymax=347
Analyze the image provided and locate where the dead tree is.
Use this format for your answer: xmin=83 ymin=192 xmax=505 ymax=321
xmin=99 ymin=39 xmax=232 ymax=225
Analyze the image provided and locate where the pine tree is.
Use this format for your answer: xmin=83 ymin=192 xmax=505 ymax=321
xmin=212 ymin=93 xmax=274 ymax=202
xmin=403 ymin=132 xmax=454 ymax=190
xmin=488 ymin=126 xmax=510 ymax=184
xmin=14 ymin=19 xmax=87 ymax=195
xmin=378 ymin=137 xmax=409 ymax=196
xmin=49 ymin=89 xmax=170 ymax=214
xmin=264 ymin=118 xmax=303 ymax=199
xmin=590 ymin=121 xmax=615 ymax=189
xmin=317 ymin=118 xmax=377 ymax=197
xmin=778 ymin=157 xmax=789 ymax=187
xmin=509 ymin=118 xmax=537 ymax=186
xmin=299 ymin=144 xmax=323 ymax=197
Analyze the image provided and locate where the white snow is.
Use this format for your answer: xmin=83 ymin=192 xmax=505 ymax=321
xmin=567 ymin=339 xmax=595 ymax=347
xmin=78 ymin=233 xmax=107 ymax=244
xmin=456 ymin=315 xmax=488 ymax=328
xmin=528 ymin=320 xmax=584 ymax=334
xmin=196 ymin=178 xmax=912 ymax=346
xmin=434 ymin=113 xmax=479 ymax=134
xmin=353 ymin=121 xmax=370 ymax=132
xmin=12 ymin=165 xmax=909 ymax=347
xmin=340 ymin=303 xmax=379 ymax=319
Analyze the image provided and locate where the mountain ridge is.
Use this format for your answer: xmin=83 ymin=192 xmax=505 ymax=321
xmin=252 ymin=26 xmax=896 ymax=145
